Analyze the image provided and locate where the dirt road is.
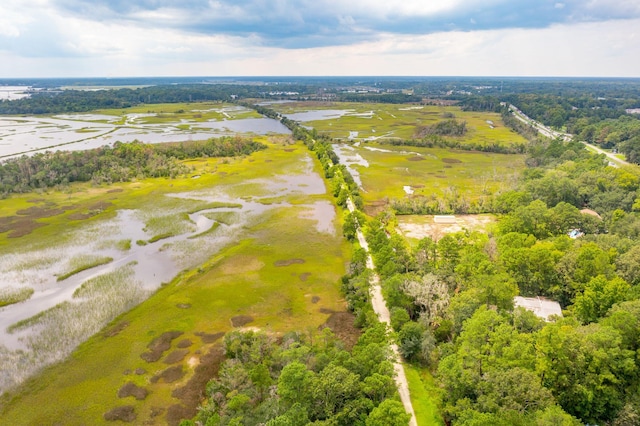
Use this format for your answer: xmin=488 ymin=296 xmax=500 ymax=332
xmin=347 ymin=198 xmax=418 ymax=426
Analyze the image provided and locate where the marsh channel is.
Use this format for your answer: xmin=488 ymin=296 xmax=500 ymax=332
xmin=0 ymin=151 xmax=336 ymax=394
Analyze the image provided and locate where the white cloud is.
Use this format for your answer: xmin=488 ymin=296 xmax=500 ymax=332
xmin=0 ymin=1 xmax=639 ymax=77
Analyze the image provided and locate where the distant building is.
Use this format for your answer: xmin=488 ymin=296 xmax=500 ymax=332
xmin=580 ymin=208 xmax=602 ymax=219
xmin=514 ymin=296 xmax=563 ymax=321
xmin=568 ymin=229 xmax=584 ymax=239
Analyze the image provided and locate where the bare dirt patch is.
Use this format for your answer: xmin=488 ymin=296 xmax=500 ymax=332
xmin=118 ymin=382 xmax=149 ymax=400
xmin=104 ymin=321 xmax=129 ymax=338
xmin=16 ymin=206 xmax=65 ymax=219
xmin=169 ymin=345 xmax=225 ymax=426
xmin=164 ymin=349 xmax=189 ymax=365
xmin=442 ymin=158 xmax=462 ymax=164
xmin=397 ymin=214 xmax=496 ymax=241
xmin=140 ymin=331 xmax=184 ymax=363
xmin=195 ymin=331 xmax=225 ymax=344
xmin=231 ymin=315 xmax=254 ymax=327
xmin=407 ymin=156 xmax=425 ymax=161
xmin=107 ymin=188 xmax=124 ymax=193
xmin=274 ymin=258 xmax=305 ymax=267
xmin=135 ymin=368 xmax=146 ymax=375
xmin=68 ymin=212 xmax=95 ymax=220
xmin=311 ymin=296 xmax=321 ymax=304
xmin=176 ymin=339 xmax=193 ymax=348
xmin=166 ymin=404 xmax=194 ymax=426
xmin=364 ymin=199 xmax=389 ymax=217
xmin=299 ymin=272 xmax=312 ymax=281
xmin=321 ymin=312 xmax=360 ymax=350
xmin=89 ymin=201 xmax=113 ymax=211
xmin=150 ymin=365 xmax=185 ymax=384
xmin=104 ymin=405 xmax=136 ymax=422
xmin=7 ymin=219 xmax=46 ymax=238
xmin=176 ymin=303 xmax=191 ymax=309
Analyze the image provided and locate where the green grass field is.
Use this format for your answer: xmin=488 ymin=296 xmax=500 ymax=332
xmin=272 ymin=101 xmax=528 ymax=147
xmin=346 ymin=143 xmax=524 ymax=214
xmin=90 ymin=102 xmax=262 ymax=125
xmin=0 ymin=138 xmax=351 ymax=425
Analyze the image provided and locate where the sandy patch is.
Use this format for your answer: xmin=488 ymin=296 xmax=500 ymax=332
xmin=397 ymin=215 xmax=496 ymax=241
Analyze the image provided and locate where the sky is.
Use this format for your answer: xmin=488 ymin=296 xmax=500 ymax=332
xmin=0 ymin=0 xmax=639 ymax=78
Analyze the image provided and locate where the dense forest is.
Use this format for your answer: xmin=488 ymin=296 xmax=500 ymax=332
xmin=356 ymin=135 xmax=640 ymax=425
xmin=0 ymin=137 xmax=266 ymax=194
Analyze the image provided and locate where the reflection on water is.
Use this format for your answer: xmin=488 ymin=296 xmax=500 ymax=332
xmin=0 ymin=86 xmax=31 ymax=101
xmin=333 ymin=144 xmax=369 ymax=187
xmin=300 ymin=201 xmax=336 ymax=235
xmin=284 ymin=109 xmax=351 ymax=122
xmin=0 ymin=112 xmax=291 ymax=159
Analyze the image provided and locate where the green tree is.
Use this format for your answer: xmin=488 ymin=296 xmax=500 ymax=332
xmin=310 ymin=363 xmax=361 ymax=419
xmin=573 ymin=275 xmax=630 ymax=324
xmin=365 ymin=399 xmax=411 ymax=426
xmin=277 ymin=362 xmax=314 ymax=408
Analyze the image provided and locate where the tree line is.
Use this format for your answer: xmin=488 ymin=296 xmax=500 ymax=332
xmin=0 ymin=137 xmax=266 ymax=194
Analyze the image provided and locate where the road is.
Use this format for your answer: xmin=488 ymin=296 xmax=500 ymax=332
xmin=507 ymin=103 xmax=630 ymax=168
xmin=347 ymin=198 xmax=418 ymax=426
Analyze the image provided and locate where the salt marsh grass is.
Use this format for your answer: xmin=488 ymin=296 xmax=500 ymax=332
xmin=0 ymin=264 xmax=148 ymax=393
xmin=0 ymin=287 xmax=34 ymax=307
xmin=56 ymin=255 xmax=114 ymax=281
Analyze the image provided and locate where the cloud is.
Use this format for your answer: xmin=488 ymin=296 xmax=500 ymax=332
xmin=44 ymin=0 xmax=640 ymax=49
xmin=1 ymin=0 xmax=639 ymax=77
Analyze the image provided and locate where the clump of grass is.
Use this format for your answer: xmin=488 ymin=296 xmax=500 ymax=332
xmin=188 ymin=222 xmax=220 ymax=239
xmin=203 ymin=211 xmax=241 ymax=225
xmin=142 ymin=214 xmax=194 ymax=238
xmin=136 ymin=239 xmax=148 ymax=246
xmin=8 ymin=302 xmax=71 ymax=334
xmin=73 ymin=262 xmax=137 ymax=299
xmin=148 ymin=233 xmax=174 ymax=244
xmin=95 ymin=239 xmax=132 ymax=252
xmin=0 ymin=287 xmax=35 ymax=307
xmin=186 ymin=202 xmax=242 ymax=214
xmin=56 ymin=255 xmax=113 ymax=282
xmin=116 ymin=239 xmax=131 ymax=251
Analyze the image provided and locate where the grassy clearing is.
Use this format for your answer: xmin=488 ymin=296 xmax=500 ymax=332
xmin=396 ymin=214 xmax=497 ymax=244
xmin=272 ymin=101 xmax=528 ymax=148
xmin=91 ymin=102 xmax=262 ymax=124
xmin=350 ymin=143 xmax=524 ymax=212
xmin=0 ymin=138 xmax=350 ymax=424
xmin=56 ymin=255 xmax=114 ymax=282
xmin=0 ymin=287 xmax=35 ymax=307
xmin=405 ymin=364 xmax=444 ymax=426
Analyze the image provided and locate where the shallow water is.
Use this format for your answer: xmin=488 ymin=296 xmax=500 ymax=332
xmin=0 ymin=113 xmax=291 ymax=159
xmin=301 ymin=201 xmax=336 ymax=235
xmin=284 ymin=109 xmax=352 ymax=122
xmin=332 ymin=144 xmax=369 ymax=187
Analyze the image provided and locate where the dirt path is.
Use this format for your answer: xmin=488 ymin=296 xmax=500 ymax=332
xmin=348 ymin=198 xmax=418 ymax=426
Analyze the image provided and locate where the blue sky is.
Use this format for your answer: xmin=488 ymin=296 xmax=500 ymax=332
xmin=1 ymin=0 xmax=639 ymax=77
